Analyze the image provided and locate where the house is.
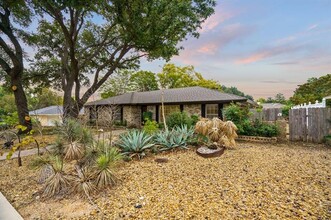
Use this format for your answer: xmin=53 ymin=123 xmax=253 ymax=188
xmin=29 ymin=105 xmax=84 ymax=126
xmin=85 ymin=86 xmax=247 ymax=127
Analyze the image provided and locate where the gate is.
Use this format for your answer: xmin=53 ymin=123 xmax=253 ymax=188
xmin=289 ymin=108 xmax=331 ymax=143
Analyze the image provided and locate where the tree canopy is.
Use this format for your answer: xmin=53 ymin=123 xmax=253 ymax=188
xmin=290 ymin=74 xmax=331 ymax=104
xmin=27 ymin=0 xmax=216 ymax=118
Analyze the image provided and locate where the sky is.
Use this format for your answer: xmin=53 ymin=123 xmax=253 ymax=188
xmin=139 ymin=0 xmax=331 ymax=99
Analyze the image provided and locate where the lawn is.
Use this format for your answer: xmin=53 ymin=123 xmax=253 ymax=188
xmin=0 ymin=142 xmax=330 ymax=219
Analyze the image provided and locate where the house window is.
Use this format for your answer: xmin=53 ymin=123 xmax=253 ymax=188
xmin=159 ymin=105 xmax=180 ymax=121
xmin=205 ymin=104 xmax=218 ymax=119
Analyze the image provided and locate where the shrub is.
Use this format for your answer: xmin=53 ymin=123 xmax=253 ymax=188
xmin=190 ymin=114 xmax=199 ymax=126
xmin=143 ymin=119 xmax=159 ymax=134
xmin=117 ymin=130 xmax=154 ymax=159
xmin=239 ymin=119 xmax=279 ymax=137
xmin=143 ymin=111 xmax=153 ymax=122
xmin=223 ymin=103 xmax=250 ymax=124
xmin=166 ymin=111 xmax=193 ymax=129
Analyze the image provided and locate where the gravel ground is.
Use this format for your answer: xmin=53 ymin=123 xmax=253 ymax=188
xmin=0 ymin=142 xmax=330 ymax=219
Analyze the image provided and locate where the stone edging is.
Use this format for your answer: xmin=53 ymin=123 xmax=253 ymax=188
xmin=236 ymin=135 xmax=278 ymax=143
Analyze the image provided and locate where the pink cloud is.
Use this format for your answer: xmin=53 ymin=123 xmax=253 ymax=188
xmin=237 ymin=44 xmax=305 ymax=64
xmin=199 ymin=3 xmax=241 ymax=33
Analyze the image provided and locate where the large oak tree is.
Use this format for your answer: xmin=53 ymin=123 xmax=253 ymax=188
xmin=0 ymin=0 xmax=33 ymax=130
xmin=29 ymin=0 xmax=216 ymax=119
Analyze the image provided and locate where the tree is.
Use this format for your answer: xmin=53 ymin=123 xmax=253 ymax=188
xmin=221 ymin=86 xmax=253 ymax=100
xmin=157 ymin=63 xmax=195 ymax=89
xmin=30 ymin=0 xmax=216 ymax=119
xmin=28 ymin=88 xmax=63 ymax=110
xmin=101 ymin=70 xmax=136 ymax=98
xmin=290 ymin=74 xmax=331 ymax=104
xmin=274 ymin=93 xmax=286 ymax=104
xmin=101 ymin=70 xmax=159 ymax=98
xmin=130 ymin=70 xmax=158 ymax=92
xmin=0 ymin=0 xmax=33 ymax=130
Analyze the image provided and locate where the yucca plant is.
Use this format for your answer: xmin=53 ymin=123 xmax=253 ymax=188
xmin=42 ymin=156 xmax=70 ymax=197
xmin=71 ymin=165 xmax=95 ymax=200
xmin=64 ymin=141 xmax=85 ymax=160
xmin=94 ymin=147 xmax=123 ymax=188
xmin=117 ymin=130 xmax=154 ymax=159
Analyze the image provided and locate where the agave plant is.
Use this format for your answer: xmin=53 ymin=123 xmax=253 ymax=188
xmin=155 ymin=125 xmax=194 ymax=151
xmin=94 ymin=147 xmax=123 ymax=188
xmin=117 ymin=130 xmax=154 ymax=159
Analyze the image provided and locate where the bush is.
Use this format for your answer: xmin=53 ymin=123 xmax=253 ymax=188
xmin=166 ymin=111 xmax=193 ymax=129
xmin=223 ymin=103 xmax=250 ymax=124
xmin=224 ymin=104 xmax=279 ymax=137
xmin=239 ymin=119 xmax=279 ymax=137
xmin=143 ymin=111 xmax=153 ymax=122
xmin=143 ymin=119 xmax=159 ymax=134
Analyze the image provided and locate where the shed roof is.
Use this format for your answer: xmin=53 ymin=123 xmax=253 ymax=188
xmin=261 ymin=103 xmax=285 ymax=109
xmin=85 ymin=86 xmax=247 ymax=106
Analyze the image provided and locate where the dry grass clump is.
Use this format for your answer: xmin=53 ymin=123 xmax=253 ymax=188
xmin=195 ymin=117 xmax=238 ymax=148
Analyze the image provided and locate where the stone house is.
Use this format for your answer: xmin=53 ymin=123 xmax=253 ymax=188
xmin=84 ymin=86 xmax=248 ymax=127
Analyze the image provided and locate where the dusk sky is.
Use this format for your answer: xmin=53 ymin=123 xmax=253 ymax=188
xmin=140 ymin=0 xmax=331 ymax=99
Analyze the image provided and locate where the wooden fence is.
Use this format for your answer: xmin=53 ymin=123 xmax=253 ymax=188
xmin=250 ymin=108 xmax=283 ymax=121
xmin=289 ymin=108 xmax=331 ymax=143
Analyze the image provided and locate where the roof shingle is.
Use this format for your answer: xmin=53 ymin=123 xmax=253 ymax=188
xmin=85 ymin=86 xmax=247 ymax=106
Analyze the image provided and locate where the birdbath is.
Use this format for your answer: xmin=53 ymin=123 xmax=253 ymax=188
xmin=196 ymin=143 xmax=225 ymax=158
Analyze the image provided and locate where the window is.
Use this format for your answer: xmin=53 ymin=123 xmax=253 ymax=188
xmin=205 ymin=104 xmax=218 ymax=119
xmin=159 ymin=105 xmax=180 ymax=121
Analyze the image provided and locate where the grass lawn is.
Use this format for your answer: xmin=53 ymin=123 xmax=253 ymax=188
xmin=0 ymin=142 xmax=330 ymax=219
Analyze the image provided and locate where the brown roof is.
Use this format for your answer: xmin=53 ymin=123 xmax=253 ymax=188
xmin=85 ymin=86 xmax=247 ymax=106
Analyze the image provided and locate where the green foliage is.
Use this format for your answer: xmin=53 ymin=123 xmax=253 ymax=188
xmin=117 ymin=130 xmax=155 ymax=159
xmin=223 ymin=103 xmax=250 ymax=125
xmin=290 ymin=74 xmax=331 ymax=104
xmin=28 ymin=88 xmax=63 ymax=111
xmin=101 ymin=70 xmax=136 ymax=99
xmin=224 ymin=104 xmax=279 ymax=137
xmin=130 ymin=71 xmax=159 ymax=92
xmin=29 ymin=0 xmax=216 ymax=118
xmin=222 ymin=86 xmax=254 ymax=101
xmin=281 ymin=104 xmax=293 ymax=118
xmin=154 ymin=125 xmax=194 ymax=151
xmin=143 ymin=119 xmax=159 ymax=134
xmin=143 ymin=111 xmax=153 ymax=122
xmin=95 ymin=147 xmax=123 ymax=188
xmin=166 ymin=111 xmax=193 ymax=129
xmin=190 ymin=114 xmax=199 ymax=126
xmin=1 ymin=112 xmax=19 ymax=127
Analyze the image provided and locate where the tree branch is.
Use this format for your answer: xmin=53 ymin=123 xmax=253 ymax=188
xmin=0 ymin=57 xmax=10 ymax=73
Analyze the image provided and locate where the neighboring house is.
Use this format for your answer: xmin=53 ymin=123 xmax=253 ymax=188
xmin=85 ymin=86 xmax=248 ymax=127
xmin=29 ymin=106 xmax=84 ymax=126
xmin=260 ymin=103 xmax=285 ymax=109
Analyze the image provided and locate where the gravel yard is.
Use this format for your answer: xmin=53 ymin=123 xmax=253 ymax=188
xmin=0 ymin=142 xmax=330 ymax=219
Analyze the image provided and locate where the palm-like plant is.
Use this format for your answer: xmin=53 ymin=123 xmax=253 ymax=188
xmin=94 ymin=147 xmax=123 ymax=188
xmin=72 ymin=165 xmax=95 ymax=199
xmin=42 ymin=156 xmax=70 ymax=197
xmin=117 ymin=130 xmax=154 ymax=159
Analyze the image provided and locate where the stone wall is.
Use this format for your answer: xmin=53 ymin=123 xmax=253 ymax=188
xmin=183 ymin=104 xmax=201 ymax=116
xmin=123 ymin=105 xmax=141 ymax=128
xmin=146 ymin=105 xmax=156 ymax=120
xmin=96 ymin=106 xmax=113 ymax=126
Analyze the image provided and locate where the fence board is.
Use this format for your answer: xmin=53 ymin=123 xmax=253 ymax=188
xmin=250 ymin=108 xmax=282 ymax=122
xmin=289 ymin=108 xmax=331 ymax=143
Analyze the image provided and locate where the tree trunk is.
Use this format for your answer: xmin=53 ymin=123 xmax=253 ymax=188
xmin=11 ymin=72 xmax=32 ymax=132
xmin=62 ymin=84 xmax=82 ymax=120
